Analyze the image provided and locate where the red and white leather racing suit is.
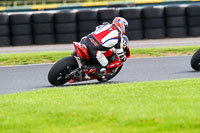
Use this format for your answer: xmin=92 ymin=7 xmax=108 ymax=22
xmin=80 ymin=23 xmax=126 ymax=70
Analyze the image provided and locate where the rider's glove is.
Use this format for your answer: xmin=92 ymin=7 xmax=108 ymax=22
xmin=119 ymin=55 xmax=126 ymax=62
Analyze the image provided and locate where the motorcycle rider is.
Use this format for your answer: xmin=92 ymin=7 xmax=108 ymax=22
xmin=80 ymin=17 xmax=129 ymax=75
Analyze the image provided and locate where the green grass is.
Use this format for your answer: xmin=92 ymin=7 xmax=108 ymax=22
xmin=0 ymin=45 xmax=199 ymax=66
xmin=0 ymin=78 xmax=200 ymax=133
xmin=0 ymin=51 xmax=72 ymax=66
xmin=130 ymin=45 xmax=200 ymax=57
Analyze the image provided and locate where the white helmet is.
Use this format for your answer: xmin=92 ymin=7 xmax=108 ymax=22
xmin=112 ymin=17 xmax=128 ymax=35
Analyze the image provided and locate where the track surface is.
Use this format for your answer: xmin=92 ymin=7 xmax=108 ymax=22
xmin=1 ymin=37 xmax=200 ymax=53
xmin=0 ymin=56 xmax=200 ymax=95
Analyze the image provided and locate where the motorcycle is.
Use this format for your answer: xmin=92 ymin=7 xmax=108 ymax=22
xmin=191 ymin=48 xmax=200 ymax=71
xmin=48 ymin=42 xmax=130 ymax=86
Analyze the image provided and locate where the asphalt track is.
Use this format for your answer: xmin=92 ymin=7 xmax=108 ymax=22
xmin=0 ymin=55 xmax=200 ymax=95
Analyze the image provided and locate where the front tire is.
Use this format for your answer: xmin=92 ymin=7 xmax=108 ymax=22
xmin=97 ymin=65 xmax=123 ymax=82
xmin=191 ymin=48 xmax=200 ymax=71
xmin=48 ymin=56 xmax=78 ymax=86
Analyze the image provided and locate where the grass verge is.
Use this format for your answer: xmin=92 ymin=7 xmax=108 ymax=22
xmin=0 ymin=78 xmax=200 ymax=133
xmin=0 ymin=45 xmax=199 ymax=66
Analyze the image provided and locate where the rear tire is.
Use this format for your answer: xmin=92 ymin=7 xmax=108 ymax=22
xmin=191 ymin=48 xmax=200 ymax=71
xmin=48 ymin=56 xmax=78 ymax=86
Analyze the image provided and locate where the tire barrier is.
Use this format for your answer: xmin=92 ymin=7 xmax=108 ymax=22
xmin=0 ymin=13 xmax=10 ymax=46
xmin=10 ymin=13 xmax=32 ymax=45
xmin=98 ymin=8 xmax=119 ymax=24
xmin=32 ymin=12 xmax=55 ymax=44
xmin=2 ymin=5 xmax=200 ymax=46
xmin=143 ymin=7 xmax=165 ymax=39
xmin=54 ymin=11 xmax=77 ymax=43
xmin=120 ymin=8 xmax=143 ymax=40
xmin=77 ymin=9 xmax=98 ymax=40
xmin=187 ymin=5 xmax=200 ymax=37
xmin=165 ymin=6 xmax=187 ymax=38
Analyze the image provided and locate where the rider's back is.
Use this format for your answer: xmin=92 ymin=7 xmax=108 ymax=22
xmin=91 ymin=23 xmax=121 ymax=48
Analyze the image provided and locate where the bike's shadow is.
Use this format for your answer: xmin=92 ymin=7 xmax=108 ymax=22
xmin=45 ymin=81 xmax=121 ymax=88
xmin=63 ymin=81 xmax=121 ymax=87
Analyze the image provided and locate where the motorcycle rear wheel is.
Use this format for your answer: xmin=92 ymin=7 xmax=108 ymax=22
xmin=97 ymin=65 xmax=123 ymax=82
xmin=48 ymin=56 xmax=78 ymax=86
xmin=191 ymin=48 xmax=200 ymax=71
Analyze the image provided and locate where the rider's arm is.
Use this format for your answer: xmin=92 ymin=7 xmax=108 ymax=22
xmin=95 ymin=25 xmax=103 ymax=31
xmin=95 ymin=22 xmax=109 ymax=31
xmin=115 ymin=36 xmax=126 ymax=62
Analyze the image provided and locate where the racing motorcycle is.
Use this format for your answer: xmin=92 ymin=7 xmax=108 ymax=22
xmin=48 ymin=41 xmax=130 ymax=86
xmin=191 ymin=48 xmax=200 ymax=71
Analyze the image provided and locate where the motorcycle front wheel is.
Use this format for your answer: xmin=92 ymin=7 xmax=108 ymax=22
xmin=48 ymin=56 xmax=78 ymax=86
xmin=97 ymin=65 xmax=123 ymax=82
xmin=191 ymin=48 xmax=200 ymax=71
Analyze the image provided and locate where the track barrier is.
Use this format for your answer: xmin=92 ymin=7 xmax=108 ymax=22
xmin=1 ymin=5 xmax=200 ymax=46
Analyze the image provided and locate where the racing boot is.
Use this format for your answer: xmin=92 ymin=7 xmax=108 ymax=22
xmin=99 ymin=67 xmax=106 ymax=73
xmin=83 ymin=66 xmax=96 ymax=76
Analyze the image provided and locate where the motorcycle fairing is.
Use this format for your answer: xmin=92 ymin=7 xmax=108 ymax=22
xmin=73 ymin=42 xmax=90 ymax=60
xmin=104 ymin=49 xmax=114 ymax=57
xmin=107 ymin=56 xmax=123 ymax=69
xmin=70 ymin=41 xmax=129 ymax=83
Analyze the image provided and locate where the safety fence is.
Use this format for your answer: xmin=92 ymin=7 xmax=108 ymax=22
xmin=1 ymin=5 xmax=200 ymax=46
xmin=0 ymin=2 xmax=134 ymax=12
xmin=1 ymin=0 xmax=200 ymax=12
xmin=1 ymin=0 xmax=200 ymax=7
